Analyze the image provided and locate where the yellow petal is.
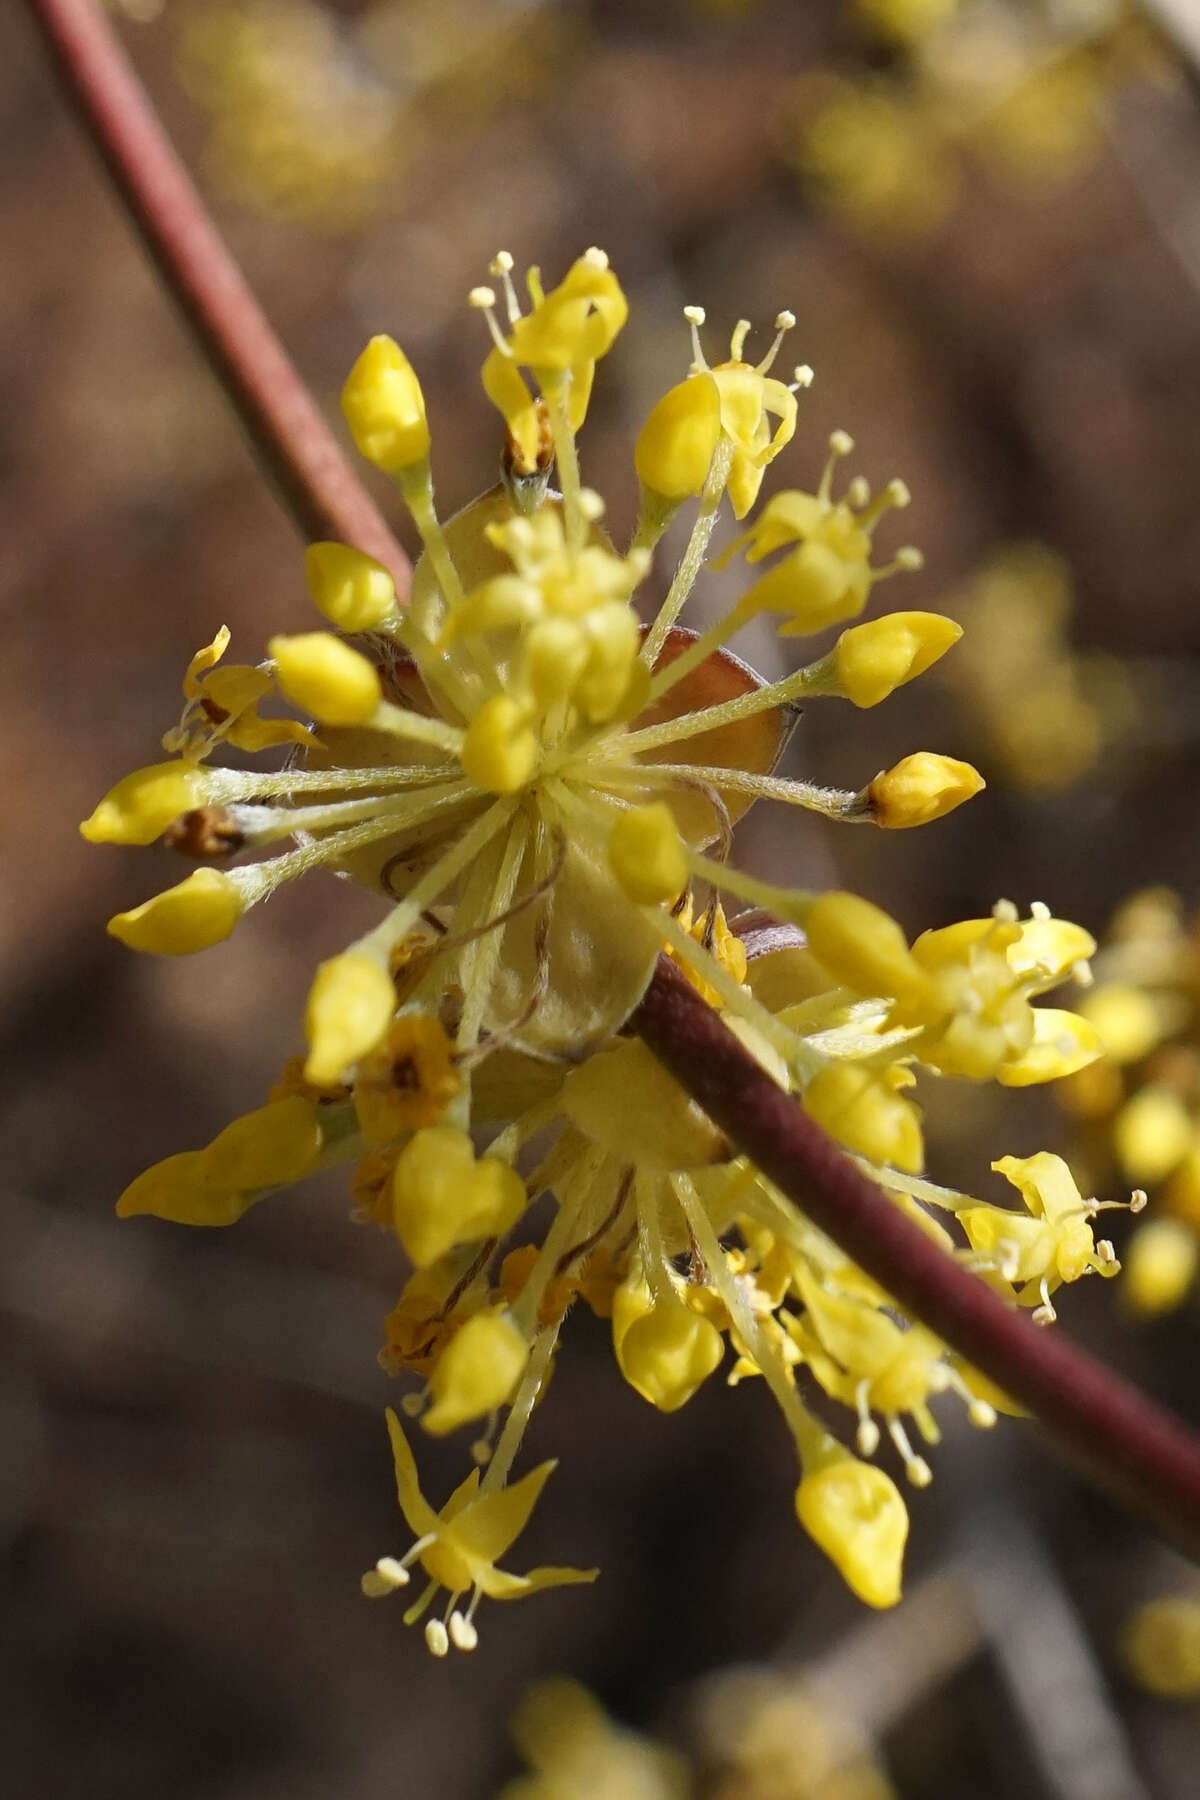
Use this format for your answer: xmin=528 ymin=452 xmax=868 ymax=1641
xmin=107 ymin=869 xmax=243 ymax=956
xmin=383 ymin=1408 xmax=440 ymax=1538
xmin=454 ymin=1458 xmax=558 ymax=1563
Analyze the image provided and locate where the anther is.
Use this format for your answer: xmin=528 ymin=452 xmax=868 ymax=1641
xmin=1131 ymin=1188 xmax=1148 ymax=1212
xmin=1030 ymin=900 xmax=1051 ymax=920
xmin=401 ymin=1390 xmax=426 ymax=1418
xmin=425 ymin=1619 xmax=450 ymax=1657
xmin=578 ymin=488 xmax=606 ymax=521
xmin=968 ymin=1398 xmax=997 ymax=1429
xmin=449 ymin=1610 xmax=479 ymax=1651
xmin=847 ymin=476 xmax=872 ymax=510
xmin=792 ymin=364 xmax=815 ymax=389
xmin=583 ymin=246 xmax=610 ymax=269
xmin=993 ymin=898 xmax=1019 ymax=922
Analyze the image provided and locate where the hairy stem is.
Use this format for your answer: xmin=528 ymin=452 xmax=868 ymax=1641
xmin=27 ymin=0 xmax=1200 ymax=1557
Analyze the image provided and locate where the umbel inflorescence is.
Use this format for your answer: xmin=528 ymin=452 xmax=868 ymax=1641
xmin=85 ymin=249 xmax=1128 ymax=1655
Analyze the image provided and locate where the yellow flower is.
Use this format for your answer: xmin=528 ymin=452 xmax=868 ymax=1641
xmin=422 ymin=1310 xmax=530 ymax=1435
xmin=475 ymin=249 xmax=627 ymax=464
xmin=390 ymin=1125 xmax=526 ymax=1268
xmin=362 ymin=1411 xmax=597 ymax=1654
xmin=794 ymin=1452 xmax=908 ymax=1608
xmin=612 ymin=1276 xmax=725 ymax=1413
xmin=107 ymin=868 xmax=245 ymax=955
xmin=162 ymin=625 xmax=315 ymax=759
xmin=832 ymin=611 xmax=962 ymax=709
xmin=868 ymin=752 xmax=984 ymax=830
xmin=352 ymin=1014 xmax=462 ymax=1144
xmin=81 ymin=761 xmax=209 ymax=846
xmin=1122 ymin=1219 xmax=1198 ymax=1319
xmin=636 ymin=306 xmax=806 ymax=519
xmin=304 ymin=542 xmax=398 ymax=632
xmin=727 ymin=435 xmax=923 ymax=634
xmin=341 ymin=335 xmax=430 ymax=474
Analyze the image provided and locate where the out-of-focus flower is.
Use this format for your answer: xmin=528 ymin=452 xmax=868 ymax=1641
xmin=1060 ymin=888 xmax=1200 ymax=1316
xmin=1121 ymin=1595 xmax=1200 ymax=1699
xmin=940 ymin=544 xmax=1135 ymax=793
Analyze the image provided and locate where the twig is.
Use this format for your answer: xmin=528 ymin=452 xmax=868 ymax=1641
xmin=24 ymin=0 xmax=1200 ymax=1556
xmin=634 ymin=955 xmax=1200 ymax=1557
xmin=22 ymin=0 xmax=408 ymax=583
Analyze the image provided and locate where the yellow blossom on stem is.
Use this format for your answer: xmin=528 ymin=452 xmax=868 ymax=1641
xmin=362 ymin=1410 xmax=597 ymax=1655
xmin=341 ymin=334 xmax=430 ymax=474
xmin=868 ymin=752 xmax=985 ymax=829
xmin=304 ymin=541 xmax=398 ymax=632
xmin=423 ymin=1310 xmax=530 ymax=1436
xmin=390 ymin=1126 xmax=526 ymax=1268
xmin=107 ymin=868 xmax=245 ymax=955
xmin=794 ymin=1450 xmax=908 ymax=1608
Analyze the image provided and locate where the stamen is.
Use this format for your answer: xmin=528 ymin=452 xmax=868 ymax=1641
xmin=449 ymin=1610 xmax=478 ymax=1651
xmin=469 ymin=285 xmax=512 ymax=357
xmin=992 ymin=898 xmax=1019 ymax=922
xmin=755 ymin=309 xmax=796 ymax=374
xmin=582 ymin=246 xmax=610 ymax=269
xmin=1032 ymin=1278 xmax=1057 ymax=1327
xmin=683 ymin=304 xmax=708 ymax=370
xmin=818 ymin=430 xmax=855 ymax=503
xmin=400 ymin=1389 xmax=426 ymax=1417
xmin=855 ymin=1379 xmax=880 ymax=1456
xmin=424 ymin=1618 xmax=450 ymax=1657
xmin=791 ymin=364 xmax=815 ymax=391
xmin=858 ymin=477 xmax=911 ymax=530
xmin=846 ymin=476 xmax=871 ymax=510
xmin=888 ymin=1418 xmax=932 ymax=1487
xmin=489 ymin=251 xmax=522 ymax=325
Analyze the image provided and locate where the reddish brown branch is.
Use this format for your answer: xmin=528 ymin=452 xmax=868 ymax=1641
xmin=24 ymin=0 xmax=1200 ymax=1557
xmin=635 ymin=954 xmax=1200 ymax=1557
xmin=22 ymin=0 xmax=408 ymax=584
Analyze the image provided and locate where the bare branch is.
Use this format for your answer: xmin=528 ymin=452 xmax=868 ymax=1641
xmin=22 ymin=0 xmax=408 ymax=583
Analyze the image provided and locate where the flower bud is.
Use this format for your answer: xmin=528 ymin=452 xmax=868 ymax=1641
xmin=833 ymin=611 xmax=961 ymax=708
xmin=1078 ymin=983 xmax=1162 ymax=1066
xmin=390 ymin=1126 xmax=527 ymax=1268
xmin=799 ymin=891 xmax=927 ymax=1000
xmin=1114 ymin=1087 xmax=1193 ymax=1184
xmin=269 ymin=632 xmax=382 ymax=726
xmin=634 ymin=375 xmax=722 ymax=501
xmin=868 ymin=752 xmax=984 ymax=829
xmin=613 ymin=1283 xmax=724 ymax=1412
xmin=609 ymin=803 xmax=689 ymax=905
xmin=422 ymin=1311 xmax=529 ymax=1435
xmin=794 ymin=1453 xmax=908 ymax=1608
xmin=1123 ymin=1218 xmax=1198 ymax=1318
xmin=115 ymin=1149 xmax=249 ymax=1227
xmin=304 ymin=951 xmax=395 ymax=1084
xmin=304 ymin=543 xmax=397 ymax=633
xmin=341 ymin=335 xmax=430 ymax=473
xmin=803 ymin=1062 xmax=923 ymax=1171
xmin=81 ymin=761 xmax=209 ymax=846
xmin=460 ymin=694 xmax=539 ymax=792
xmin=201 ymin=1095 xmax=325 ymax=1189
xmin=107 ymin=869 xmax=243 ymax=955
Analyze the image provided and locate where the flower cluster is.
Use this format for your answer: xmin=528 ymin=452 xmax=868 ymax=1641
xmin=1061 ymin=888 xmax=1200 ymax=1317
xmin=87 ymin=249 xmax=1119 ymax=1653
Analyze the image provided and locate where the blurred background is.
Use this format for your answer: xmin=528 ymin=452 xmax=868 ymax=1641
xmin=4 ymin=0 xmax=1200 ymax=1794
